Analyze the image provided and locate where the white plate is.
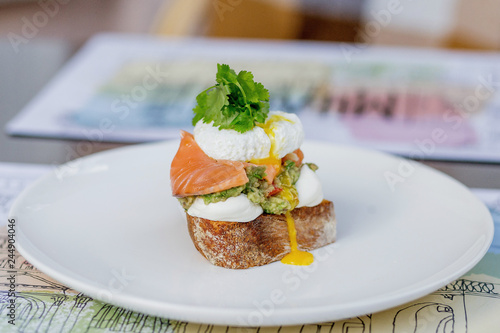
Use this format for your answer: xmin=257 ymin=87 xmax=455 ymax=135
xmin=11 ymin=140 xmax=493 ymax=326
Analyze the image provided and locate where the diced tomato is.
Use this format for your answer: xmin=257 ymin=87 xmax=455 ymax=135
xmin=268 ymin=187 xmax=283 ymax=197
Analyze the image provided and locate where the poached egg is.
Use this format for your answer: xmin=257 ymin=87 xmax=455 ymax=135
xmin=189 ymin=110 xmax=323 ymax=223
xmin=194 ymin=111 xmax=304 ymax=161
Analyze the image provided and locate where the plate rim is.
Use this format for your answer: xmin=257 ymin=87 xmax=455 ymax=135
xmin=10 ymin=140 xmax=495 ymax=326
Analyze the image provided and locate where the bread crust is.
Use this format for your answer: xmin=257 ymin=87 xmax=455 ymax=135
xmin=186 ymin=199 xmax=336 ymax=269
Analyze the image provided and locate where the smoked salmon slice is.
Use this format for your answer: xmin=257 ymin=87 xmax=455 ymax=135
xmin=263 ymin=164 xmax=280 ymax=184
xmin=260 ymin=149 xmax=303 ymax=183
xmin=170 ymin=131 xmax=249 ymax=197
xmin=282 ymin=149 xmax=304 ymax=166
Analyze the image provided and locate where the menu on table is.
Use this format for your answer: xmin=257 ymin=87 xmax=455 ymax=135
xmin=6 ymin=33 xmax=500 ymax=163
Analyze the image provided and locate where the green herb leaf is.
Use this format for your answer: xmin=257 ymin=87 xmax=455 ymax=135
xmin=192 ymin=64 xmax=270 ymax=133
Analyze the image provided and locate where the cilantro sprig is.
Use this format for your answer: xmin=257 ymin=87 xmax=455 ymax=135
xmin=192 ymin=64 xmax=270 ymax=133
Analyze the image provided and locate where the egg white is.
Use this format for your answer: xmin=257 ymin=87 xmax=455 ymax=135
xmin=187 ymin=194 xmax=263 ymax=222
xmin=295 ymin=164 xmax=324 ymax=207
xmin=193 ymin=111 xmax=304 ymax=161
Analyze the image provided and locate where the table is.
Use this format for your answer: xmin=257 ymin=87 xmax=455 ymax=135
xmin=0 ymin=39 xmax=125 ymax=166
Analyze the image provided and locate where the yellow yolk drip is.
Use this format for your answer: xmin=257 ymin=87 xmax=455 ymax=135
xmin=281 ymin=212 xmax=314 ymax=265
xmin=251 ymin=115 xmax=289 ymax=169
xmin=253 ymin=114 xmax=314 ymax=266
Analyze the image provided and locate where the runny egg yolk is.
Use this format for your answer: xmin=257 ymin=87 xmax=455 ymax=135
xmin=252 ymin=115 xmax=314 ymax=266
xmin=281 ymin=212 xmax=314 ymax=265
xmin=251 ymin=114 xmax=288 ymax=170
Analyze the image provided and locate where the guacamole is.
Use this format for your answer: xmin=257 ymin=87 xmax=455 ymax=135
xmin=178 ymin=162 xmax=318 ymax=215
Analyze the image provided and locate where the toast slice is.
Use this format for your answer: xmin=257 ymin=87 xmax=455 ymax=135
xmin=186 ymin=199 xmax=336 ymax=269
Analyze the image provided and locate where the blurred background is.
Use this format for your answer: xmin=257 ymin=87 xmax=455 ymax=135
xmin=0 ymin=0 xmax=499 ymax=49
xmin=1 ymin=0 xmax=500 ymax=186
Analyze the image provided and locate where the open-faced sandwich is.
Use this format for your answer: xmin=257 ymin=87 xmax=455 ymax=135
xmin=170 ymin=64 xmax=336 ymax=269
